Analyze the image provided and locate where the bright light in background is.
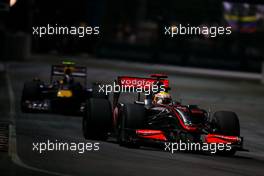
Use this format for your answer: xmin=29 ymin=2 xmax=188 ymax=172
xmin=10 ymin=0 xmax=17 ymax=7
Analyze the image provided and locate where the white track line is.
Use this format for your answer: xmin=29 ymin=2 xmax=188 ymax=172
xmin=6 ymin=64 xmax=72 ymax=176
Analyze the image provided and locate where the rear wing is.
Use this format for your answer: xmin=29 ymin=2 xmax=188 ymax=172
xmin=51 ymin=65 xmax=87 ymax=78
xmin=113 ymin=75 xmax=170 ymax=107
xmin=117 ymin=76 xmax=169 ymax=89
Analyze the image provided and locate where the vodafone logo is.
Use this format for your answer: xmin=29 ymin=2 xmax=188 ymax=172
xmin=97 ymin=77 xmax=168 ymax=95
xmin=120 ymin=79 xmax=154 ymax=87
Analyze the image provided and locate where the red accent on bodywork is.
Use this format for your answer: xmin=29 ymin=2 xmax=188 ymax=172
xmin=136 ymin=129 xmax=167 ymax=141
xmin=205 ymin=134 xmax=241 ymax=144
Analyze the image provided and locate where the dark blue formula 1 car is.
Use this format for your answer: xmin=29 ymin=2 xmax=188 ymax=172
xmin=21 ymin=61 xmax=107 ymax=115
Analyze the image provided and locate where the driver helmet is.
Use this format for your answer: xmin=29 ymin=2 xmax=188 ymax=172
xmin=153 ymin=91 xmax=172 ymax=105
xmin=62 ymin=68 xmax=73 ymax=84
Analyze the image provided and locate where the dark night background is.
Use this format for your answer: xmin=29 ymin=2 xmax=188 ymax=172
xmin=0 ymin=0 xmax=264 ymax=72
xmin=1 ymin=1 xmax=264 ymax=176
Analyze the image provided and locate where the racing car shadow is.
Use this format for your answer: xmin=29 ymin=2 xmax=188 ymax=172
xmin=106 ymin=140 xmax=253 ymax=159
xmin=140 ymin=146 xmax=253 ymax=159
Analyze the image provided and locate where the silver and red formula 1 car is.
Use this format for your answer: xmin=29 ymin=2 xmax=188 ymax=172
xmin=82 ymin=74 xmax=247 ymax=155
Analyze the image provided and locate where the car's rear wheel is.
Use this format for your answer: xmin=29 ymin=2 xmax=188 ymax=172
xmin=211 ymin=111 xmax=240 ymax=156
xmin=91 ymin=83 xmax=108 ymax=99
xmin=82 ymin=98 xmax=112 ymax=140
xmin=118 ymin=104 xmax=145 ymax=148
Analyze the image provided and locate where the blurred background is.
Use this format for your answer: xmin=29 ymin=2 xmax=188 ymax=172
xmin=0 ymin=0 xmax=263 ymax=72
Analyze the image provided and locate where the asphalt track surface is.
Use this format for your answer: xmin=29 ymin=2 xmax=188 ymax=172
xmin=2 ymin=58 xmax=264 ymax=176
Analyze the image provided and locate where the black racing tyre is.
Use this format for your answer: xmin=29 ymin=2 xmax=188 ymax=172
xmin=21 ymin=81 xmax=41 ymax=112
xmin=21 ymin=81 xmax=40 ymax=101
xmin=118 ymin=104 xmax=145 ymax=147
xmin=212 ymin=111 xmax=240 ymax=136
xmin=82 ymin=98 xmax=112 ymax=140
xmin=212 ymin=111 xmax=240 ymax=156
xmin=91 ymin=84 xmax=108 ymax=99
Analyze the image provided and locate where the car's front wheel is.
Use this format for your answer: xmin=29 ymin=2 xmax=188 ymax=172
xmin=21 ymin=81 xmax=41 ymax=112
xmin=211 ymin=111 xmax=240 ymax=156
